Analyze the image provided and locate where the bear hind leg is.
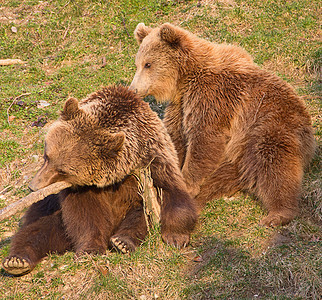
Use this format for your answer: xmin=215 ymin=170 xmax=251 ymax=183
xmin=245 ymin=132 xmax=304 ymax=227
xmin=2 ymin=211 xmax=71 ymax=276
xmin=257 ymin=167 xmax=301 ymax=227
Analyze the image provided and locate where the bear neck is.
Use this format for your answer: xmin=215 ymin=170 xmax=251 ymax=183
xmin=176 ymin=37 xmax=255 ymax=80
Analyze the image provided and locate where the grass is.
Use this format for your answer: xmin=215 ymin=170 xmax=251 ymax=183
xmin=0 ymin=0 xmax=321 ymax=298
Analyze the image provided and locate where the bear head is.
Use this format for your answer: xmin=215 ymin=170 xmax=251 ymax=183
xmin=29 ymin=89 xmax=144 ymax=191
xmin=130 ymin=23 xmax=193 ymax=102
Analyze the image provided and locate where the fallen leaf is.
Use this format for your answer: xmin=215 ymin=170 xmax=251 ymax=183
xmin=310 ymin=236 xmax=320 ymax=242
xmin=8 ymin=115 xmax=15 ymax=122
xmin=101 ymin=56 xmax=107 ymax=68
xmin=193 ymin=255 xmax=203 ymax=262
xmin=96 ymin=265 xmax=108 ymax=276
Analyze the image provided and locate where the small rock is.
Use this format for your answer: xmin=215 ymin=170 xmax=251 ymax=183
xmin=32 ymin=155 xmax=39 ymax=162
xmin=37 ymin=100 xmax=50 ymax=109
xmin=11 ymin=26 xmax=17 ymax=33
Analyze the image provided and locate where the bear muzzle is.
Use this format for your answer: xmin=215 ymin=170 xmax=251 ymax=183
xmin=29 ymin=161 xmax=63 ymax=191
xmin=129 ymin=75 xmax=148 ymax=97
xmin=128 ymin=85 xmax=138 ymax=94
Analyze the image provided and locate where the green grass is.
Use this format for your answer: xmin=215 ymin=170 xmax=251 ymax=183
xmin=0 ymin=0 xmax=321 ymax=299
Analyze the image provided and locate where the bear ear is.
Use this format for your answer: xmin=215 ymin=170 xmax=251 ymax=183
xmin=61 ymin=97 xmax=80 ymax=120
xmin=160 ymin=23 xmax=190 ymax=50
xmin=134 ymin=23 xmax=152 ymax=44
xmin=159 ymin=23 xmax=181 ymax=47
xmin=109 ymin=132 xmax=125 ymax=153
xmin=94 ymin=131 xmax=125 ymax=157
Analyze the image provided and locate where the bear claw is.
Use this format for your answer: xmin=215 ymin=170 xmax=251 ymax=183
xmin=162 ymin=233 xmax=190 ymax=249
xmin=2 ymin=256 xmax=32 ymax=276
xmin=110 ymin=237 xmax=132 ymax=254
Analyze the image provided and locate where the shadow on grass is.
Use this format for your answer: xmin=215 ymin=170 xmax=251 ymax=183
xmin=0 ymin=237 xmax=11 ymax=250
xmin=185 ymin=235 xmax=321 ymax=299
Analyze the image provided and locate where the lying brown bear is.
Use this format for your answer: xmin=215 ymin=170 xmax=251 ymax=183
xmin=2 ymin=85 xmax=197 ymax=276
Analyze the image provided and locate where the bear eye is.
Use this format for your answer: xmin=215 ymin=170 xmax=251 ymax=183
xmin=144 ymin=62 xmax=151 ymax=68
xmin=57 ymin=169 xmax=67 ymax=176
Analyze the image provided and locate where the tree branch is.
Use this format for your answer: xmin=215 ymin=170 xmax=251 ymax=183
xmin=0 ymin=181 xmax=72 ymax=222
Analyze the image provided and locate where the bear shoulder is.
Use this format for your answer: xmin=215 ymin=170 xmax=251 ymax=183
xmin=191 ymin=38 xmax=255 ymax=72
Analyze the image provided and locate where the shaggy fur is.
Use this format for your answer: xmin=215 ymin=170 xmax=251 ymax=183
xmin=3 ymin=86 xmax=197 ymax=275
xmin=130 ymin=23 xmax=316 ymax=227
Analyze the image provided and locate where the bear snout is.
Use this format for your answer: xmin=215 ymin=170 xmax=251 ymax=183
xmin=129 ymin=85 xmax=138 ymax=94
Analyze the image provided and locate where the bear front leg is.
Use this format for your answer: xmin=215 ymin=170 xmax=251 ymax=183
xmin=163 ymin=102 xmax=187 ymax=168
xmin=110 ymin=203 xmax=148 ymax=254
xmin=160 ymin=188 xmax=197 ymax=248
xmin=150 ymin=156 xmax=198 ymax=248
xmin=60 ymin=188 xmax=113 ymax=255
xmin=181 ymin=133 xmax=227 ymax=197
xmin=2 ymin=211 xmax=71 ymax=276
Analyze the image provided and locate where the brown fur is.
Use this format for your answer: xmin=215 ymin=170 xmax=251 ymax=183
xmin=3 ymin=85 xmax=197 ymax=275
xmin=130 ymin=23 xmax=316 ymax=227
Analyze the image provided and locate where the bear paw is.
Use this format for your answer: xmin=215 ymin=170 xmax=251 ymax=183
xmin=162 ymin=233 xmax=190 ymax=249
xmin=2 ymin=256 xmax=32 ymax=276
xmin=110 ymin=236 xmax=136 ymax=254
xmin=260 ymin=213 xmax=292 ymax=227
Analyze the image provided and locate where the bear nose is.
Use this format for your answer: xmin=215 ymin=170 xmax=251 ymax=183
xmin=129 ymin=86 xmax=138 ymax=94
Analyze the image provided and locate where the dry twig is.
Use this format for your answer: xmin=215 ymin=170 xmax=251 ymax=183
xmin=62 ymin=24 xmax=70 ymax=39
xmin=122 ymin=17 xmax=131 ymax=37
xmin=101 ymin=56 xmax=107 ymax=68
xmin=7 ymin=92 xmax=31 ymax=125
xmin=0 ymin=181 xmax=72 ymax=221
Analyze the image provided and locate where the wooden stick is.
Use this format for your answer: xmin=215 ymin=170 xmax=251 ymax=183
xmin=0 ymin=181 xmax=72 ymax=222
xmin=0 ymin=59 xmax=26 ymax=66
xmin=132 ymin=166 xmax=161 ymax=231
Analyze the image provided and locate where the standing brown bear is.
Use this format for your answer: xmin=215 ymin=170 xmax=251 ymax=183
xmin=2 ymin=85 xmax=197 ymax=276
xmin=130 ymin=23 xmax=316 ymax=227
